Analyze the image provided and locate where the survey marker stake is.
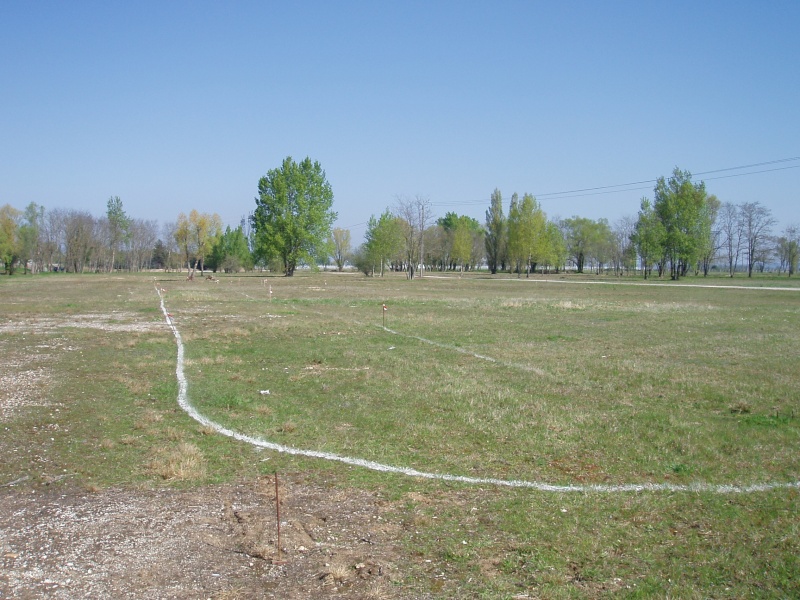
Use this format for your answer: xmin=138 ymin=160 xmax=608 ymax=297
xmin=273 ymin=472 xmax=285 ymax=565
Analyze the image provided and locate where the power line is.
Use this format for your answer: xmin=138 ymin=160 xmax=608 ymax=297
xmin=430 ymin=156 xmax=800 ymax=207
xmin=340 ymin=220 xmax=368 ymax=230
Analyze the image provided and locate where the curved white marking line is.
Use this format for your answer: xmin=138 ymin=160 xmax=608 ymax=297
xmin=156 ymin=287 xmax=799 ymax=494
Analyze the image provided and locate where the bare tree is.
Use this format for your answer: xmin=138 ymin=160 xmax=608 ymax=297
xmin=127 ymin=219 xmax=159 ymax=271
xmin=611 ymin=216 xmax=636 ymax=276
xmin=423 ymin=224 xmax=447 ymax=271
xmin=161 ymin=221 xmax=179 ymax=271
xmin=698 ymin=194 xmax=722 ymax=276
xmin=40 ymin=208 xmax=66 ymax=271
xmin=739 ymin=202 xmax=776 ymax=277
xmin=718 ymin=202 xmax=743 ymax=277
xmin=394 ymin=195 xmax=433 ymax=280
xmin=63 ymin=210 xmax=96 ymax=273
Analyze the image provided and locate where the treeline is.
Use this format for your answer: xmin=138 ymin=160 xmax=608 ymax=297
xmin=352 ymin=169 xmax=798 ymax=279
xmin=631 ymin=168 xmax=798 ymax=279
xmin=1 ymin=165 xmax=798 ymax=278
xmin=0 ymin=199 xmax=161 ymax=274
xmin=0 ymin=198 xmax=253 ymax=276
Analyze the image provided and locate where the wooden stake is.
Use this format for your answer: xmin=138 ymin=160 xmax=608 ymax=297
xmin=274 ymin=473 xmax=285 ymax=565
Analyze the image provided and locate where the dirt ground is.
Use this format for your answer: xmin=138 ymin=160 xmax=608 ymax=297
xmin=0 ymin=475 xmax=430 ymax=599
xmin=0 ymin=303 xmax=437 ymax=599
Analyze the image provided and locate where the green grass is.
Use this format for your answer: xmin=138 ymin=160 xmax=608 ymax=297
xmin=1 ymin=270 xmax=799 ymax=597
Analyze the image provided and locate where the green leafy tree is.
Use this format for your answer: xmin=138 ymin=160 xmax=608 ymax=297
xmin=364 ymin=210 xmax=405 ymax=276
xmin=508 ymin=194 xmax=546 ymax=276
xmin=560 ymin=216 xmax=593 ymax=273
xmin=106 ymin=196 xmax=130 ymax=272
xmin=484 ymin=188 xmax=506 ymax=274
xmin=19 ymin=202 xmax=43 ymax=274
xmin=590 ymin=218 xmax=614 ymax=273
xmin=174 ymin=213 xmax=194 ymax=274
xmin=507 ymin=194 xmax=523 ymax=274
xmin=450 ymin=217 xmax=475 ymax=275
xmin=0 ymin=204 xmax=22 ymax=274
xmin=190 ymin=210 xmax=222 ymax=276
xmin=437 ymin=213 xmax=482 ymax=271
xmin=314 ymin=235 xmax=335 ymax=271
xmin=209 ymin=225 xmax=253 ymax=273
xmin=653 ymin=168 xmax=708 ymax=280
xmin=632 ymin=198 xmax=666 ymax=279
xmin=151 ymin=239 xmax=168 ymax=270
xmin=541 ymin=220 xmax=567 ymax=273
xmin=252 ymin=157 xmax=336 ymax=276
xmin=775 ymin=225 xmax=799 ymax=277
xmin=561 ymin=216 xmax=617 ymax=274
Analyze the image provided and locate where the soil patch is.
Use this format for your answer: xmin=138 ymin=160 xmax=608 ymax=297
xmin=1 ymin=476 xmax=425 ymax=599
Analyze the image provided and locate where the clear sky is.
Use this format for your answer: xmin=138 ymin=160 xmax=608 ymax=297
xmin=2 ymin=1 xmax=798 ymax=243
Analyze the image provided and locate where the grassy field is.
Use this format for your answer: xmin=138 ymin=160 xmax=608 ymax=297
xmin=1 ymin=271 xmax=799 ymax=597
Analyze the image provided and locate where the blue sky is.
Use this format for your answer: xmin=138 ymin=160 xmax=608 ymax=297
xmin=2 ymin=1 xmax=798 ymax=243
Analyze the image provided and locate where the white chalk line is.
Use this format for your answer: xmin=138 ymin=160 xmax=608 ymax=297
xmin=156 ymin=285 xmax=799 ymax=494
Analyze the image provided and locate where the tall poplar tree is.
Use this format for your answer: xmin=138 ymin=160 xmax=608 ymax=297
xmin=106 ymin=196 xmax=129 ymax=272
xmin=484 ymin=188 xmax=506 ymax=274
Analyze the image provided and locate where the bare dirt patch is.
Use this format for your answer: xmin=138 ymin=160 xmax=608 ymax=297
xmin=0 ymin=475 xmax=425 ymax=599
xmin=0 ymin=312 xmax=166 ymax=335
xmin=0 ymin=343 xmax=57 ymax=424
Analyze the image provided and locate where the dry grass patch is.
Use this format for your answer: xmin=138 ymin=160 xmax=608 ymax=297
xmin=143 ymin=408 xmax=163 ymax=422
xmin=322 ymin=563 xmax=352 ymax=585
xmin=116 ymin=375 xmax=152 ymax=396
xmin=552 ymin=299 xmax=587 ymax=310
xmin=210 ymin=586 xmax=246 ymax=600
xmin=134 ymin=409 xmax=163 ymax=430
xmin=730 ymin=401 xmax=752 ymax=414
xmin=254 ymin=404 xmax=273 ymax=416
xmin=147 ymin=442 xmax=207 ymax=481
xmin=364 ymin=581 xmax=391 ymax=600
xmin=164 ymin=426 xmax=185 ymax=441
xmin=114 ymin=336 xmax=141 ymax=350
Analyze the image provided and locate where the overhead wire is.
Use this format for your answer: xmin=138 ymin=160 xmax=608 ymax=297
xmin=430 ymin=156 xmax=800 ymax=207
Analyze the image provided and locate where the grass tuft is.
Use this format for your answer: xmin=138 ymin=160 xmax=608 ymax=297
xmin=147 ymin=442 xmax=207 ymax=481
